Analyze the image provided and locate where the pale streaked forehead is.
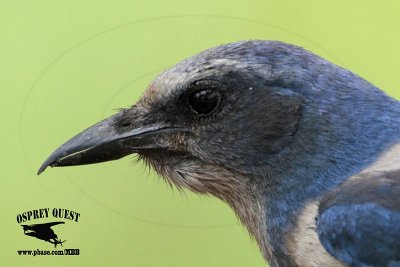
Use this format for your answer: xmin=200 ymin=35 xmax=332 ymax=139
xmin=140 ymin=58 xmax=249 ymax=106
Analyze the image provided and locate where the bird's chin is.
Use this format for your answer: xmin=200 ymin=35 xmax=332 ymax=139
xmin=137 ymin=150 xmax=202 ymax=189
xmin=138 ymin=149 xmax=191 ymax=172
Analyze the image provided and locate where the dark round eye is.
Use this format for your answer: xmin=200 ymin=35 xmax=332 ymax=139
xmin=188 ymin=89 xmax=221 ymax=115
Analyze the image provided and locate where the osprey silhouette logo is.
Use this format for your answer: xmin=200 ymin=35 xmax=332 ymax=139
xmin=17 ymin=208 xmax=80 ymax=249
xmin=21 ymin=222 xmax=66 ymax=247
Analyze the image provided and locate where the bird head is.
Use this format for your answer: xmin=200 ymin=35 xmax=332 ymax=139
xmin=37 ymin=41 xmax=310 ymax=196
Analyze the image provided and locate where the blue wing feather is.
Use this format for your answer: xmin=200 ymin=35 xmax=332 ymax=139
xmin=317 ymin=171 xmax=400 ymax=267
xmin=318 ymin=203 xmax=400 ymax=266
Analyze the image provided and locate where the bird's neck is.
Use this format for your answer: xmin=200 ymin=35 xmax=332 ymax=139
xmin=215 ymin=182 xmax=272 ymax=262
xmin=254 ymin=89 xmax=400 ymax=264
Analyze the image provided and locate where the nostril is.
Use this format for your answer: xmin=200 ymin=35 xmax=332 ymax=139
xmin=120 ymin=122 xmax=130 ymax=127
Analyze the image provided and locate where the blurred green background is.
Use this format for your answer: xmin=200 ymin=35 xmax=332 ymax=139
xmin=2 ymin=0 xmax=400 ymax=266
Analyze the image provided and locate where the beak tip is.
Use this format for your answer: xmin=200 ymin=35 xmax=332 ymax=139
xmin=37 ymin=164 xmax=48 ymax=175
xmin=37 ymin=158 xmax=56 ymax=175
xmin=37 ymin=146 xmax=68 ymax=175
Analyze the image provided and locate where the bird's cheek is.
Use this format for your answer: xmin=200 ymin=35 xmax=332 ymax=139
xmin=165 ymin=132 xmax=190 ymax=152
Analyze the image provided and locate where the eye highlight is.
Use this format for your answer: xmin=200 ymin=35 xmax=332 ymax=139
xmin=188 ymin=89 xmax=221 ymax=116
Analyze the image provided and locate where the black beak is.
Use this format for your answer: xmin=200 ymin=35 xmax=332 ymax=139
xmin=37 ymin=109 xmax=175 ymax=175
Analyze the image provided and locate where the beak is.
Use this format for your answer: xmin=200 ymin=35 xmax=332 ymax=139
xmin=37 ymin=109 xmax=175 ymax=175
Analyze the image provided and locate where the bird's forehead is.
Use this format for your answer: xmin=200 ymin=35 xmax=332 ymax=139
xmin=140 ymin=58 xmax=249 ymax=106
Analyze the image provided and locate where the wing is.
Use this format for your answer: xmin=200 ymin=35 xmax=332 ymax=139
xmin=22 ymin=221 xmax=65 ymax=229
xmin=37 ymin=221 xmax=65 ymax=228
xmin=317 ymin=170 xmax=400 ymax=267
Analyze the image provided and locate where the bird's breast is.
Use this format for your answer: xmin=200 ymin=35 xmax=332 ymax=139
xmin=285 ymin=201 xmax=345 ymax=267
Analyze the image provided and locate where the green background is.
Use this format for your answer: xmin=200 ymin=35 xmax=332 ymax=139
xmin=2 ymin=1 xmax=400 ymax=266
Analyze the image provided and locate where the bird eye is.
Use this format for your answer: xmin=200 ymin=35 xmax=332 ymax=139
xmin=188 ymin=89 xmax=221 ymax=116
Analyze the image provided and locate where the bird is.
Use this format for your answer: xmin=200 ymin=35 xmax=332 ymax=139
xmin=38 ymin=40 xmax=400 ymax=267
xmin=21 ymin=222 xmax=66 ymax=247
